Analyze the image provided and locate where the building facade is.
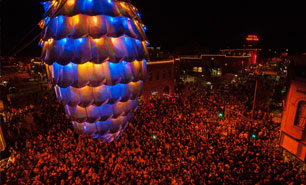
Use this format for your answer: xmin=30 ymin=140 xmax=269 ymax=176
xmin=280 ymin=56 xmax=306 ymax=162
xmin=179 ymin=52 xmax=251 ymax=80
xmin=142 ymin=60 xmax=176 ymax=102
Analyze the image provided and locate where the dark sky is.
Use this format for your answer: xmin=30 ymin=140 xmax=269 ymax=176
xmin=1 ymin=0 xmax=306 ymax=56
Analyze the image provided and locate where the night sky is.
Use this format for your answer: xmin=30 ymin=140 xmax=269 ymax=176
xmin=1 ymin=0 xmax=306 ymax=56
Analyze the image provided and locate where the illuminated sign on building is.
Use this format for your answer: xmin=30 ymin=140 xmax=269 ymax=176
xmin=246 ymin=35 xmax=259 ymax=42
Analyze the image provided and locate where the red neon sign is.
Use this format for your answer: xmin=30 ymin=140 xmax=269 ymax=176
xmin=246 ymin=35 xmax=259 ymax=42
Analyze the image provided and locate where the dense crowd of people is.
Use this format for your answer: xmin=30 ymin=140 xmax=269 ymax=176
xmin=1 ymin=91 xmax=62 ymax=153
xmin=1 ymin=81 xmax=305 ymax=184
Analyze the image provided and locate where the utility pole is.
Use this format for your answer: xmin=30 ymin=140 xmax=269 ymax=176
xmin=247 ymin=76 xmax=258 ymax=152
xmin=249 ymin=77 xmax=258 ymax=137
xmin=225 ymin=75 xmax=259 ymax=152
xmin=252 ymin=78 xmax=258 ymax=119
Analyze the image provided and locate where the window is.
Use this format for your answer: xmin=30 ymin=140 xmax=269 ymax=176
xmin=198 ymin=67 xmax=202 ymax=73
xmin=193 ymin=67 xmax=198 ymax=72
xmin=294 ymin=101 xmax=306 ymax=128
xmin=162 ymin=71 xmax=166 ymax=79
xmin=149 ymin=72 xmax=152 ymax=81
xmin=193 ymin=67 xmax=202 ymax=73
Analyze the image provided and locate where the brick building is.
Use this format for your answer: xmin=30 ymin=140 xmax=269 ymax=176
xmin=280 ymin=56 xmax=306 ymax=162
xmin=142 ymin=60 xmax=176 ymax=102
xmin=179 ymin=53 xmax=251 ymax=80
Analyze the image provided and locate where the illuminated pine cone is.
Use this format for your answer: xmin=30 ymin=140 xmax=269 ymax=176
xmin=40 ymin=0 xmax=148 ymax=142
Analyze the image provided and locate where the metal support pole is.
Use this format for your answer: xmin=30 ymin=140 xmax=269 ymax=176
xmin=248 ymin=78 xmax=258 ymax=152
xmin=252 ymin=79 xmax=258 ymax=119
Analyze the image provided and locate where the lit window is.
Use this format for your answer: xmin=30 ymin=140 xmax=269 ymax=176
xmin=193 ymin=67 xmax=198 ymax=72
xmin=193 ymin=67 xmax=202 ymax=73
xmin=198 ymin=67 xmax=202 ymax=73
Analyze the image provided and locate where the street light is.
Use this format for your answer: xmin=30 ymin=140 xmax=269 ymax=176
xmin=218 ymin=107 xmax=225 ymax=118
xmin=251 ymin=133 xmax=258 ymax=139
xmin=218 ymin=112 xmax=224 ymax=118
